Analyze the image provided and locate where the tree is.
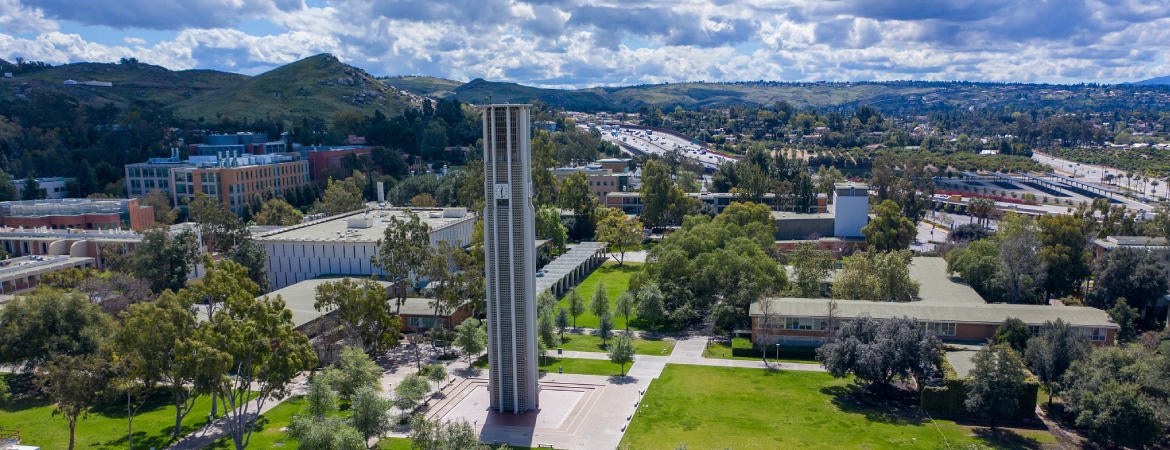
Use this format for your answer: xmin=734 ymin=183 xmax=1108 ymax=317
xmin=945 ymin=239 xmax=1001 ymax=300
xmin=312 ymin=171 xmax=367 ymax=215
xmin=394 ymin=373 xmax=430 ymax=416
xmin=326 ymin=346 xmax=383 ymax=401
xmin=117 ymin=291 xmax=225 ymax=436
xmin=21 ymin=173 xmax=45 ymax=200
xmin=537 ymin=310 xmax=559 ymax=359
xmin=1089 ymin=248 xmax=1168 ymax=327
xmin=202 ymin=259 xmax=318 ymax=450
xmin=535 ymin=204 xmax=568 ymax=254
xmin=965 ymin=344 xmax=1030 ymax=429
xmin=410 ymin=192 xmax=438 ymax=207
xmin=831 ymin=250 xmax=919 ymax=302
xmin=595 ymin=209 xmax=643 ymax=265
xmin=314 ymin=278 xmax=402 ymax=355
xmin=454 ymin=318 xmax=486 ymax=363
xmin=0 ymin=169 xmax=16 ymax=201
xmin=590 ymin=282 xmax=610 ymax=319
xmin=128 ymin=227 xmax=199 ymax=293
xmin=614 ymin=291 xmax=635 ymax=332
xmin=635 ymin=283 xmax=666 ymax=332
xmin=38 ymin=353 xmax=114 ymax=450
xmin=253 ymin=197 xmax=304 ymax=226
xmin=789 ymin=242 xmax=833 ymax=298
xmin=424 ymin=364 xmax=448 ymax=392
xmin=1037 ymin=215 xmax=1090 ymax=299
xmin=558 ymin=171 xmax=595 ymax=217
xmin=567 ymin=289 xmax=585 ymax=329
xmin=996 ymin=215 xmax=1044 ymax=304
xmin=141 ymin=189 xmax=178 ymax=225
xmin=1063 ymin=345 xmax=1169 ymax=448
xmin=305 ymin=374 xmax=339 ymax=418
xmin=816 ymin=316 xmax=941 ymax=392
xmin=555 ymin=307 xmax=569 ymax=338
xmin=598 ymin=313 xmax=614 ymax=347
xmin=994 ymin=318 xmax=1031 ymax=354
xmin=1107 ymin=298 xmax=1139 ymax=343
xmin=290 ymin=416 xmax=365 ymax=450
xmin=351 ymin=385 xmax=393 ymax=443
xmin=0 ymin=288 xmax=113 ymax=370
xmin=373 ymin=211 xmax=431 ymax=314
xmin=410 ymin=416 xmax=491 ymax=450
xmin=608 ymin=334 xmax=636 ymax=376
xmin=862 ymin=199 xmax=916 ymax=252
xmin=1024 ymin=319 xmax=1088 ymax=409
xmin=640 ymin=159 xmax=694 ymax=227
xmin=188 ymin=193 xmax=246 ymax=253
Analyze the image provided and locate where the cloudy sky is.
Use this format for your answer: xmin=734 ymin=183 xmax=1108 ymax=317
xmin=2 ymin=0 xmax=1169 ymax=88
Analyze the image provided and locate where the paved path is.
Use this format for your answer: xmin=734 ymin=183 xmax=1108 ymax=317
xmin=167 ymin=375 xmax=311 ymax=450
xmin=548 ymin=335 xmax=825 ymax=374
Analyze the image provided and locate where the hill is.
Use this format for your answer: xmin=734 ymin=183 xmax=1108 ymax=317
xmin=0 ymin=61 xmax=246 ymax=108
xmin=1134 ymin=76 xmax=1170 ymax=85
xmin=169 ymin=53 xmax=419 ymax=123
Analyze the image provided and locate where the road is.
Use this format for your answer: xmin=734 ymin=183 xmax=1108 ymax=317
xmin=1032 ymin=152 xmax=1162 ymax=211
xmin=596 ymin=126 xmax=737 ymax=171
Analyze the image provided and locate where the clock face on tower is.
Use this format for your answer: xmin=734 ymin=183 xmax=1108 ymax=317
xmin=494 ymin=182 xmax=511 ymax=200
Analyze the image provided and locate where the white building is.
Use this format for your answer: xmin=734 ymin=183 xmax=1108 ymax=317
xmin=482 ymin=104 xmax=540 ymax=414
xmin=14 ymin=177 xmax=75 ymax=199
xmin=832 ymin=182 xmax=869 ymax=238
xmin=255 ymin=206 xmax=475 ymax=290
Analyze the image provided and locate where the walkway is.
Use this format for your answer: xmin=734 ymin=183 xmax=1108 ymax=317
xmin=549 ymin=333 xmax=825 ymax=377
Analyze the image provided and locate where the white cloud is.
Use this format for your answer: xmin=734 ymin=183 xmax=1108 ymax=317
xmin=2 ymin=0 xmax=1170 ymax=86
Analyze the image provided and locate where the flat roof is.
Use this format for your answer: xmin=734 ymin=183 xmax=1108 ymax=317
xmin=750 ymin=298 xmax=1116 ymax=329
xmin=910 ymin=257 xmax=986 ymax=305
xmin=0 ymin=255 xmax=93 ymax=279
xmin=264 ymin=277 xmax=445 ymax=328
xmin=772 ymin=211 xmax=835 ymax=221
xmin=257 ymin=206 xmax=473 ymax=243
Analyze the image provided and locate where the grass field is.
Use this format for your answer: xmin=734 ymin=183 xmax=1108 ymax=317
xmin=556 ymin=332 xmax=674 ymax=356
xmin=473 ymin=355 xmax=632 ymax=377
xmin=702 ymin=337 xmax=819 ymax=363
xmin=207 ymin=396 xmax=309 ymax=449
xmin=0 ymin=374 xmax=223 ymax=450
xmin=620 ymin=365 xmax=1057 ymax=450
xmin=556 ymin=262 xmax=642 ymax=330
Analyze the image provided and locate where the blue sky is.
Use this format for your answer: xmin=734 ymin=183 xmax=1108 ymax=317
xmin=2 ymin=0 xmax=1169 ymax=88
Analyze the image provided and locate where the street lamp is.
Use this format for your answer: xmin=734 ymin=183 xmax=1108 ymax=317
xmin=775 ymin=344 xmax=781 ymax=365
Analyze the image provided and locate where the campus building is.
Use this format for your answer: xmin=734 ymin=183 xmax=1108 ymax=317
xmin=125 ymin=149 xmax=311 ymax=214
xmin=0 ymin=226 xmax=143 ymax=269
xmin=749 ymin=258 xmax=1119 ymax=347
xmin=301 ymin=145 xmax=374 ymax=181
xmin=551 ymin=164 xmax=632 ymax=199
xmin=255 ymin=206 xmax=475 ymax=290
xmin=0 ymin=254 xmax=94 ymax=294
xmin=14 ymin=177 xmax=75 ymax=199
xmin=0 ymin=198 xmax=154 ymax=231
xmin=482 ymin=103 xmax=539 ymax=413
xmin=189 ymin=132 xmax=288 ymax=156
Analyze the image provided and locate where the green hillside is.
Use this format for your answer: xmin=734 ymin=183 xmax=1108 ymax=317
xmin=381 ymin=76 xmax=463 ymax=98
xmin=0 ymin=61 xmax=246 ymax=108
xmin=168 ymin=53 xmax=418 ymax=123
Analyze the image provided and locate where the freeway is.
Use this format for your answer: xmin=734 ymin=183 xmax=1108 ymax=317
xmin=596 ymin=125 xmax=737 ymax=171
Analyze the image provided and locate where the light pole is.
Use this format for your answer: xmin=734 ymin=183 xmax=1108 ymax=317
xmin=775 ymin=344 xmax=781 ymax=365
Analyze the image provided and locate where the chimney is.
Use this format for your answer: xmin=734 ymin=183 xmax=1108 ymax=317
xmin=377 ymin=181 xmax=385 ymax=203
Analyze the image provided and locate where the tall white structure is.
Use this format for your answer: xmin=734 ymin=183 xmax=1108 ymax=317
xmin=482 ymin=104 xmax=539 ymax=413
xmin=833 ymin=182 xmax=870 ymax=238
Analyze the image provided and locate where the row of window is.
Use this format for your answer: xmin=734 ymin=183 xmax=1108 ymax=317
xmin=769 ymin=317 xmax=1108 ymax=341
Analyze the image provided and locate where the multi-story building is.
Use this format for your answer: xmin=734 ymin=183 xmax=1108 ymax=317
xmin=482 ymin=104 xmax=539 ymax=414
xmin=552 ymin=164 xmax=632 ymax=199
xmin=255 ymin=206 xmax=475 ymax=290
xmin=301 ymin=145 xmax=374 ymax=181
xmin=125 ymin=149 xmax=310 ymax=214
xmin=189 ymin=132 xmax=288 ymax=156
xmin=14 ymin=177 xmax=75 ymax=199
xmin=0 ymin=226 xmax=143 ymax=269
xmin=0 ymin=198 xmax=154 ymax=231
xmin=0 ymin=254 xmax=95 ymax=294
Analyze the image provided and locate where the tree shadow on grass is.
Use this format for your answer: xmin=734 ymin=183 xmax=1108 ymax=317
xmin=820 ymin=384 xmax=928 ymax=427
xmin=970 ymin=427 xmax=1047 ymax=450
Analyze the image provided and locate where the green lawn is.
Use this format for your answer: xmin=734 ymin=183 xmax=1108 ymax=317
xmin=620 ymin=365 xmax=1057 ymax=450
xmin=557 ymin=262 xmax=642 ymax=330
xmin=207 ymin=396 xmax=309 ymax=449
xmin=0 ymin=374 xmax=223 ymax=450
xmin=473 ymin=355 xmax=632 ymax=377
xmin=556 ymin=332 xmax=674 ymax=356
xmin=702 ymin=337 xmax=819 ymax=363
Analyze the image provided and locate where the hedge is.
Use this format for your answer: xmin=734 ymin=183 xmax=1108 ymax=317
xmin=921 ymin=355 xmax=1039 ymax=420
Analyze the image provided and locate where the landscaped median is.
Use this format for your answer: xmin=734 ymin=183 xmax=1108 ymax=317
xmin=620 ymin=365 xmax=1057 ymax=449
xmin=556 ymin=332 xmax=674 ymax=355
xmin=472 ymin=354 xmax=630 ymax=377
xmin=702 ymin=337 xmax=818 ymax=363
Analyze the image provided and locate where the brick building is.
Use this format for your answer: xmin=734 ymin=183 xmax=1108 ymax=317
xmin=125 ymin=149 xmax=310 ymax=214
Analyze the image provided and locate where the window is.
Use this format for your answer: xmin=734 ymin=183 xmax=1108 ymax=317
xmin=408 ymin=317 xmax=438 ymax=329
xmin=1078 ymin=327 xmax=1106 ymax=342
xmin=784 ymin=317 xmax=821 ymax=331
